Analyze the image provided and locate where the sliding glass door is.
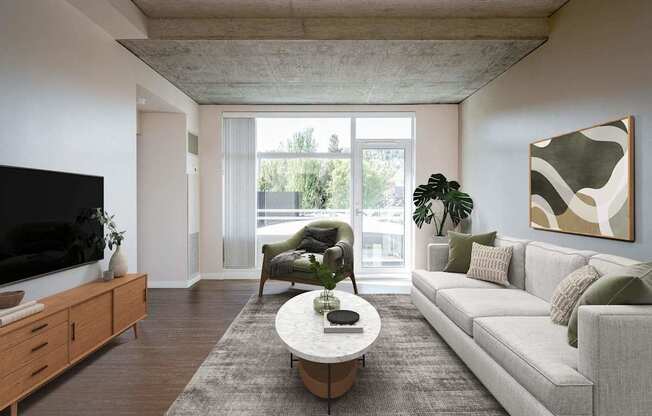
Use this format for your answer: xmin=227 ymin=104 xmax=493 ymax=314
xmin=356 ymin=143 xmax=410 ymax=270
xmin=353 ymin=116 xmax=413 ymax=274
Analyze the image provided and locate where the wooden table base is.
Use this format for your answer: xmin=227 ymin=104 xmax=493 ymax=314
xmin=298 ymin=359 xmax=358 ymax=399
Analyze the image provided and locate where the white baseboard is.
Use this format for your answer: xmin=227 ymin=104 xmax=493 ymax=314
xmin=201 ymin=271 xmax=410 ymax=283
xmin=187 ymin=273 xmax=202 ymax=287
xmin=202 ymin=270 xmax=260 ymax=280
xmin=148 ymin=274 xmax=202 ymax=288
xmin=148 ymin=273 xmax=410 ymax=293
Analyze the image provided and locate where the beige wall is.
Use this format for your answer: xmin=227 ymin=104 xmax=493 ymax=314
xmin=138 ymin=112 xmax=190 ymax=287
xmin=199 ymin=105 xmax=458 ymax=275
xmin=460 ymin=0 xmax=652 ymax=259
xmin=0 ymin=0 xmax=198 ymax=299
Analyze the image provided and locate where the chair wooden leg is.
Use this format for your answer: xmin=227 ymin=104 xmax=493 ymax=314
xmin=258 ymin=273 xmax=267 ymax=297
xmin=350 ymin=273 xmax=359 ymax=295
xmin=132 ymin=323 xmax=139 ymax=339
xmin=11 ymin=402 xmax=17 ymax=416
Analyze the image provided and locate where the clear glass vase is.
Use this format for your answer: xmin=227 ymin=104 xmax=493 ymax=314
xmin=313 ymin=289 xmax=340 ymax=314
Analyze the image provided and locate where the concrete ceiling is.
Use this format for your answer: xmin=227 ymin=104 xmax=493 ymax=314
xmin=120 ymin=39 xmax=543 ymax=104
xmin=132 ymin=0 xmax=566 ymax=18
xmin=118 ymin=0 xmax=563 ymax=104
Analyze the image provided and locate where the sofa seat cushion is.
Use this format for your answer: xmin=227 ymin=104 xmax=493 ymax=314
xmin=474 ymin=317 xmax=593 ymax=416
xmin=436 ymin=288 xmax=550 ymax=336
xmin=412 ymin=270 xmax=503 ymax=303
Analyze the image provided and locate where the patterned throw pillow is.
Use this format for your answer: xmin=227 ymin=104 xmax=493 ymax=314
xmin=466 ymin=242 xmax=512 ymax=287
xmin=550 ymin=265 xmax=600 ymax=326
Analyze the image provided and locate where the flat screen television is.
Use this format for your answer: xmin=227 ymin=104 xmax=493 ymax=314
xmin=0 ymin=166 xmax=104 ymax=286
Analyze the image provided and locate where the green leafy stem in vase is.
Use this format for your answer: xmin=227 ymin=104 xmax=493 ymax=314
xmin=93 ymin=208 xmax=126 ymax=250
xmin=308 ymin=254 xmax=349 ymax=291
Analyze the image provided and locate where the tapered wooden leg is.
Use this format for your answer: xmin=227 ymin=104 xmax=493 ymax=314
xmin=258 ymin=274 xmax=267 ymax=297
xmin=350 ymin=273 xmax=359 ymax=295
xmin=132 ymin=323 xmax=139 ymax=339
xmin=10 ymin=402 xmax=17 ymax=416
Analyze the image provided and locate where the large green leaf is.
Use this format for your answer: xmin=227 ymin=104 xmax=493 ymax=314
xmin=413 ymin=173 xmax=446 ymax=206
xmin=412 ymin=202 xmax=433 ymax=228
xmin=444 ymin=190 xmax=474 ymax=225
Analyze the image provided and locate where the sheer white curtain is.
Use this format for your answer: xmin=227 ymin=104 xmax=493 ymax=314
xmin=223 ymin=118 xmax=256 ymax=268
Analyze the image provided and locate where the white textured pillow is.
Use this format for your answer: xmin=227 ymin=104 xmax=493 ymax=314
xmin=466 ymin=242 xmax=512 ymax=287
xmin=550 ymin=265 xmax=600 ymax=325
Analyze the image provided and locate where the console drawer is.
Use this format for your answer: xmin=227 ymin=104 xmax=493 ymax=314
xmin=0 ymin=310 xmax=68 ymax=353
xmin=0 ymin=344 xmax=68 ymax=409
xmin=113 ymin=277 xmax=147 ymax=334
xmin=0 ymin=322 xmax=68 ymax=379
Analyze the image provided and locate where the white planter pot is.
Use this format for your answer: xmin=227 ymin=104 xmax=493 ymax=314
xmin=109 ymin=245 xmax=128 ymax=277
xmin=432 ymin=235 xmax=449 ymax=244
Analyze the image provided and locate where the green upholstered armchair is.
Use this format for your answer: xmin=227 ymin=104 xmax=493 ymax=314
xmin=259 ymin=220 xmax=357 ymax=296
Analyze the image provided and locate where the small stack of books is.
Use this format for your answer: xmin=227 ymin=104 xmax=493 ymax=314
xmin=0 ymin=301 xmax=45 ymax=327
xmin=323 ymin=313 xmax=364 ymax=334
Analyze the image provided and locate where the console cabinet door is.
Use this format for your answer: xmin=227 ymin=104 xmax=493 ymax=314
xmin=69 ymin=293 xmax=113 ymax=362
xmin=113 ymin=277 xmax=147 ymax=334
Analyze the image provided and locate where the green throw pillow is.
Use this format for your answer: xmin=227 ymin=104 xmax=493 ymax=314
xmin=444 ymin=231 xmax=497 ymax=273
xmin=567 ymin=262 xmax=652 ymax=348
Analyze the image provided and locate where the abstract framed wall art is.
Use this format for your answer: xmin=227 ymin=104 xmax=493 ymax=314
xmin=529 ymin=117 xmax=634 ymax=241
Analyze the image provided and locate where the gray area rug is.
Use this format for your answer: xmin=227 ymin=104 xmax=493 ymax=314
xmin=166 ymin=292 xmax=507 ymax=415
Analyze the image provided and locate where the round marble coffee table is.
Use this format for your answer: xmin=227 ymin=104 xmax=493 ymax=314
xmin=275 ymin=290 xmax=381 ymax=414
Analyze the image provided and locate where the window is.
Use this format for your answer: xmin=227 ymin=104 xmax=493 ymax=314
xmin=256 ymin=118 xmax=351 ymax=153
xmin=225 ymin=113 xmax=415 ymax=272
xmin=256 ymin=118 xmax=352 ymax=261
xmin=356 ymin=117 xmax=412 ymax=139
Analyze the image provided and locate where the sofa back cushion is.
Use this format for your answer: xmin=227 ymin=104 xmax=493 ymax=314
xmin=495 ymin=235 xmax=529 ymax=289
xmin=525 ymin=242 xmax=596 ymax=301
xmin=588 ymin=253 xmax=641 ymax=276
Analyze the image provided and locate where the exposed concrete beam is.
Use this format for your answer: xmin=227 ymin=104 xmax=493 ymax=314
xmin=146 ymin=17 xmax=548 ymax=41
xmin=67 ymin=0 xmax=148 ymax=39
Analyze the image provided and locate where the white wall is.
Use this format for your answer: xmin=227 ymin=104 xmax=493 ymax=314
xmin=138 ymin=112 xmax=190 ymax=287
xmin=0 ymin=0 xmax=198 ymax=300
xmin=460 ymin=0 xmax=652 ymax=260
xmin=199 ymin=105 xmax=458 ymax=276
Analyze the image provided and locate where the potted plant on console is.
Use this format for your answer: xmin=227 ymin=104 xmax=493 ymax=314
xmin=413 ymin=173 xmax=474 ymax=242
xmin=95 ymin=208 xmax=127 ymax=277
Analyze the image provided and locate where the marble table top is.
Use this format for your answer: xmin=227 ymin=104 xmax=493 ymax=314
xmin=275 ymin=290 xmax=381 ymax=364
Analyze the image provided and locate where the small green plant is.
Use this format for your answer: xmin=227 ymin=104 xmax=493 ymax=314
xmin=413 ymin=173 xmax=474 ymax=237
xmin=308 ymin=255 xmax=348 ymax=290
xmin=94 ymin=208 xmax=126 ymax=250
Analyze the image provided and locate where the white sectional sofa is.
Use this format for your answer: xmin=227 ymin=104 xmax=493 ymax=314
xmin=411 ymin=235 xmax=652 ymax=416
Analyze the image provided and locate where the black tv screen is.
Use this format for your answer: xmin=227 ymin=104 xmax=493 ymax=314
xmin=0 ymin=166 xmax=104 ymax=286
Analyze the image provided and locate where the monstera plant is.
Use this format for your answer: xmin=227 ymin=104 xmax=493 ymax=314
xmin=413 ymin=173 xmax=474 ymax=237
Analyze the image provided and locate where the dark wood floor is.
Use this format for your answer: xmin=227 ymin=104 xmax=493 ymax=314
xmin=3 ymin=280 xmax=273 ymax=416
xmin=4 ymin=279 xmax=404 ymax=416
